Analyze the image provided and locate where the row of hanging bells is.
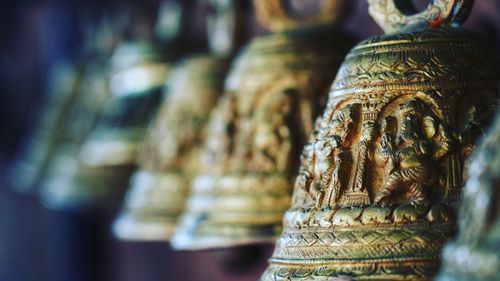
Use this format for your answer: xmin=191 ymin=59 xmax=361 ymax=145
xmin=16 ymin=0 xmax=499 ymax=280
xmin=36 ymin=2 xmax=182 ymax=210
xmin=111 ymin=0 xmax=499 ymax=280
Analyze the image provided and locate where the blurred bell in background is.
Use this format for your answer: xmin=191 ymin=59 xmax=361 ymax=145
xmin=0 ymin=0 xmax=499 ymax=281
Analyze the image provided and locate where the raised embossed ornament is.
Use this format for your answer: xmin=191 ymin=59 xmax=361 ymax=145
xmin=262 ymin=0 xmax=499 ymax=280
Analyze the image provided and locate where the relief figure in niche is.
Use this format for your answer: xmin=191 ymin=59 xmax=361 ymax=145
xmin=311 ymin=103 xmax=358 ymax=208
xmin=252 ymin=89 xmax=295 ymax=173
xmin=375 ymin=98 xmax=454 ymax=206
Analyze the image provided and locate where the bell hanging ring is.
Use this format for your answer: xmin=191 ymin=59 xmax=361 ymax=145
xmin=40 ymin=41 xmax=171 ymax=210
xmin=263 ymin=0 xmax=499 ymax=280
xmin=171 ymin=0 xmax=352 ymax=250
xmin=436 ymin=111 xmax=500 ymax=281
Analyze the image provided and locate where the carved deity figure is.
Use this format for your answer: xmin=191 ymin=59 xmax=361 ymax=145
xmin=311 ymin=104 xmax=357 ymax=208
xmin=375 ymin=98 xmax=453 ymax=205
xmin=252 ymin=89 xmax=295 ymax=173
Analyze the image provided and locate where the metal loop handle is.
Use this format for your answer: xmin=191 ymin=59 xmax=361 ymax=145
xmin=367 ymin=0 xmax=474 ymax=33
xmin=254 ymin=0 xmax=346 ymax=32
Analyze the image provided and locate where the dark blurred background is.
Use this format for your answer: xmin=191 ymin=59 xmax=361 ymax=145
xmin=0 ymin=1 xmax=499 ymax=281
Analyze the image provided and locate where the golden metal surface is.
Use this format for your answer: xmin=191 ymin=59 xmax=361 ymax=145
xmin=40 ymin=42 xmax=170 ymax=210
xmin=262 ymin=1 xmax=500 ymax=280
xmin=171 ymin=14 xmax=353 ymax=249
xmin=113 ymin=55 xmax=229 ymax=240
xmin=436 ymin=111 xmax=500 ymax=281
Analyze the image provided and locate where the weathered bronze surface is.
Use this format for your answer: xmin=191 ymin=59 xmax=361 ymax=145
xmin=171 ymin=0 xmax=352 ymax=250
xmin=40 ymin=42 xmax=170 ymax=209
xmin=436 ymin=110 xmax=500 ymax=281
xmin=262 ymin=0 xmax=499 ymax=280
xmin=112 ymin=55 xmax=229 ymax=240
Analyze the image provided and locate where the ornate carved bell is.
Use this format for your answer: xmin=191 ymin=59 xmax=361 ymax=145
xmin=40 ymin=42 xmax=171 ymax=209
xmin=112 ymin=0 xmax=243 ymax=241
xmin=262 ymin=0 xmax=499 ymax=280
xmin=113 ymin=55 xmax=230 ymax=240
xmin=436 ymin=111 xmax=500 ymax=281
xmin=171 ymin=0 xmax=352 ymax=250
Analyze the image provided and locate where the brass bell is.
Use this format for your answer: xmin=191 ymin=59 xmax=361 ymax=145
xmin=112 ymin=0 xmax=243 ymax=241
xmin=79 ymin=41 xmax=171 ymax=168
xmin=8 ymin=62 xmax=80 ymax=193
xmin=40 ymin=41 xmax=171 ymax=209
xmin=262 ymin=0 xmax=499 ymax=280
xmin=171 ymin=0 xmax=352 ymax=250
xmin=8 ymin=19 xmax=121 ymax=193
xmin=112 ymin=55 xmax=230 ymax=240
xmin=436 ymin=111 xmax=500 ymax=281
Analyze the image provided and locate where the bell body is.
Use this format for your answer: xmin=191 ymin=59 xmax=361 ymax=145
xmin=36 ymin=59 xmax=113 ymax=207
xmin=40 ymin=42 xmax=170 ymax=210
xmin=172 ymin=25 xmax=352 ymax=250
xmin=79 ymin=42 xmax=171 ymax=168
xmin=8 ymin=62 xmax=80 ymax=192
xmin=262 ymin=27 xmax=499 ymax=280
xmin=9 ymin=59 xmax=111 ymax=192
xmin=113 ymin=55 xmax=229 ymax=240
xmin=436 ymin=112 xmax=500 ymax=281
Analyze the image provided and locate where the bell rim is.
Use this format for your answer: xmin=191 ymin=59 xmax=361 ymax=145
xmin=112 ymin=214 xmax=177 ymax=241
xmin=170 ymin=234 xmax=276 ymax=251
